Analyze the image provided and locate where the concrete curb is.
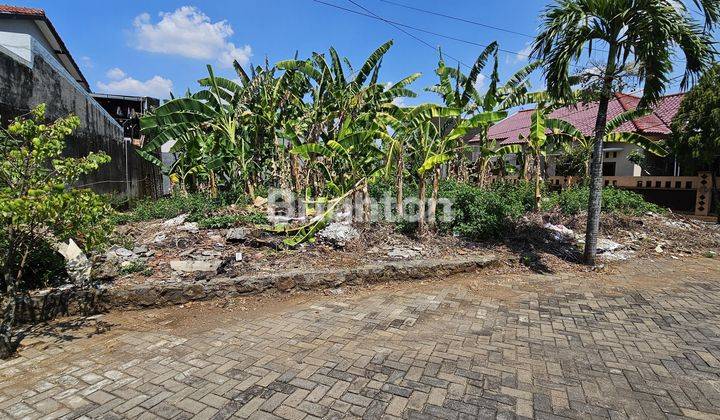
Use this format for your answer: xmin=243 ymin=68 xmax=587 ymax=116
xmin=17 ymin=255 xmax=497 ymax=324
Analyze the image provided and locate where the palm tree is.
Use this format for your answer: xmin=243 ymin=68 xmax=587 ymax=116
xmin=533 ymin=0 xmax=718 ymax=265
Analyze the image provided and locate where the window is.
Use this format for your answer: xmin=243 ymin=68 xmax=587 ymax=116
xmin=603 ymin=162 xmax=616 ymax=176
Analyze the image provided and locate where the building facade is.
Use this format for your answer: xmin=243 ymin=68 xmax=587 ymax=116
xmin=0 ymin=5 xmax=161 ymax=198
xmin=474 ymin=92 xmax=685 ymax=177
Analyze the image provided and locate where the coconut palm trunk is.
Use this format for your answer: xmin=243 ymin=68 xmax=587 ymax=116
xmin=584 ymin=43 xmax=618 ymax=265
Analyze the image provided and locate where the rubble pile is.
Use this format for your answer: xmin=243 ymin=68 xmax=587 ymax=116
xmin=84 ymin=206 xmax=720 ymax=290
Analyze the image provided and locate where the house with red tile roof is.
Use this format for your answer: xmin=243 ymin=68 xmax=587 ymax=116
xmin=473 ymin=92 xmax=684 ymax=177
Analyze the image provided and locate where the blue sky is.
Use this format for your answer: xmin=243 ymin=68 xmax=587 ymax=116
xmin=20 ymin=0 xmax=713 ymax=103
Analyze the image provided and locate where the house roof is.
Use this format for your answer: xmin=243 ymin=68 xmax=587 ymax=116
xmin=482 ymin=92 xmax=683 ymax=146
xmin=0 ymin=4 xmax=89 ymax=91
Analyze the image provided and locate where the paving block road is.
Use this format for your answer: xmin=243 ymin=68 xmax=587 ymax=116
xmin=2 ymin=257 xmax=720 ymax=419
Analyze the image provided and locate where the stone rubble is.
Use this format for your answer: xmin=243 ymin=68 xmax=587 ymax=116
xmin=316 ymin=222 xmax=360 ymax=248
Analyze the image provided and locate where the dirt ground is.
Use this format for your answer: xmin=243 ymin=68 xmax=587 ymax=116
xmin=18 ymin=252 xmax=719 ymax=351
xmin=97 ymin=209 xmax=720 ymax=294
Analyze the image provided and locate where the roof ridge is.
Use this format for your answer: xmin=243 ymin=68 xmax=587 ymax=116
xmin=613 ymin=92 xmax=643 ymax=132
xmin=0 ymin=5 xmax=45 ymax=16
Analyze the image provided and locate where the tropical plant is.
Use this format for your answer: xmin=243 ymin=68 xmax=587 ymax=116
xmin=472 ymin=142 xmax=522 ymax=187
xmin=547 ymin=108 xmax=669 ymax=178
xmin=533 ymin=0 xmax=718 ymax=264
xmin=426 ymin=45 xmax=540 ymax=184
xmin=671 ymin=63 xmax=720 ymax=222
xmin=0 ymin=105 xmax=114 ymax=358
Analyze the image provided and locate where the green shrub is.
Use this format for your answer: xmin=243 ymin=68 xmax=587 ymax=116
xmin=0 ymin=105 xmax=115 ymax=356
xmin=119 ymin=261 xmax=152 ymax=276
xmin=0 ymin=105 xmax=114 ymax=283
xmin=116 ymin=193 xmax=222 ymax=223
xmin=487 ymin=180 xmax=540 ymax=212
xmin=197 ymin=211 xmax=269 ymax=229
xmin=443 ymin=183 xmax=525 ymax=240
xmin=555 ymin=185 xmax=665 ymax=215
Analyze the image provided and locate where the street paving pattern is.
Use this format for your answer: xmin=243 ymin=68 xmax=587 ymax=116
xmin=2 ymin=257 xmax=720 ymax=419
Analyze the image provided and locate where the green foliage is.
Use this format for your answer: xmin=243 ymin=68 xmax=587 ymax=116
xmin=0 ymin=104 xmax=114 ymax=284
xmin=671 ymin=63 xmax=720 ymax=171
xmin=196 ymin=212 xmax=268 ymax=229
xmin=119 ymin=261 xmax=152 ymax=276
xmin=117 ymin=193 xmax=222 ymax=223
xmin=488 ymin=181 xmax=542 ymax=212
xmin=440 ymin=182 xmax=525 ymax=241
xmin=555 ymin=148 xmax=590 ymax=177
xmin=554 ymin=186 xmax=665 ymax=216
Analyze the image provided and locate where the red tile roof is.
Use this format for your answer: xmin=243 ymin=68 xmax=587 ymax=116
xmin=0 ymin=5 xmax=45 ymax=17
xmin=483 ymin=92 xmax=683 ymax=146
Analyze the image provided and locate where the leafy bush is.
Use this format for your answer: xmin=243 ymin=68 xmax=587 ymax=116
xmin=0 ymin=105 xmax=114 ymax=357
xmin=441 ymin=183 xmax=525 ymax=240
xmin=0 ymin=105 xmax=114 ymax=280
xmin=555 ymin=185 xmax=665 ymax=215
xmin=487 ymin=180 xmax=540 ymax=212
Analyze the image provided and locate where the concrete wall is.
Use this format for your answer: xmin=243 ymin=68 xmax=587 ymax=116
xmin=0 ymin=33 xmax=152 ymax=198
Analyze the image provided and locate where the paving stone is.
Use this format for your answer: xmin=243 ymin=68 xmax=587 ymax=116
xmin=3 ymin=258 xmax=720 ymax=419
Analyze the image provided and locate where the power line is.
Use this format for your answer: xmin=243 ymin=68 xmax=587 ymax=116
xmin=377 ymin=0 xmax=696 ymax=66
xmin=345 ymin=0 xmax=542 ymax=60
xmin=310 ymin=0 xmax=472 ymax=69
xmin=312 ymin=0 xmax=601 ymax=72
xmin=378 ymin=0 xmax=536 ymax=40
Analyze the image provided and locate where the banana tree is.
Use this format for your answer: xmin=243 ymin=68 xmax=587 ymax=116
xmin=522 ymin=109 xmax=550 ymax=211
xmin=471 ymin=141 xmax=523 ymax=187
xmin=277 ymin=41 xmax=417 ymax=194
xmin=140 ymin=66 xmax=252 ymax=197
xmin=387 ymin=104 xmax=469 ymax=234
xmin=427 ymin=45 xmax=542 ymax=183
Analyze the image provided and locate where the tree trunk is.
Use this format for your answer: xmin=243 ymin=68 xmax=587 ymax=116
xmin=0 ymin=274 xmax=18 ymax=359
xmin=534 ymin=153 xmax=542 ymax=211
xmin=478 ymin=160 xmax=487 ymax=188
xmin=713 ymin=158 xmax=719 ymax=224
xmin=396 ymin=149 xmax=404 ymax=220
xmin=428 ymin=167 xmax=439 ymax=230
xmin=584 ymin=43 xmax=618 ymax=265
xmin=418 ymin=175 xmax=427 ymax=236
xmin=362 ymin=181 xmax=371 ymax=223
xmin=209 ymin=171 xmax=218 ymax=198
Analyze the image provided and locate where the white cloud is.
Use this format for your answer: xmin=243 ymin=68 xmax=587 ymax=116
xmin=131 ymin=6 xmax=252 ymax=67
xmin=474 ymin=73 xmax=486 ymax=92
xmin=97 ymin=70 xmax=173 ymax=98
xmin=80 ymin=56 xmax=93 ymax=69
xmin=106 ymin=67 xmax=126 ymax=80
xmin=392 ymin=97 xmax=407 ymax=107
xmin=513 ymin=42 xmax=534 ymax=64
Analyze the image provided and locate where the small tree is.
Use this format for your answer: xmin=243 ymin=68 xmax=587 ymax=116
xmin=0 ymin=105 xmax=113 ymax=358
xmin=671 ymin=64 xmax=720 ymax=221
